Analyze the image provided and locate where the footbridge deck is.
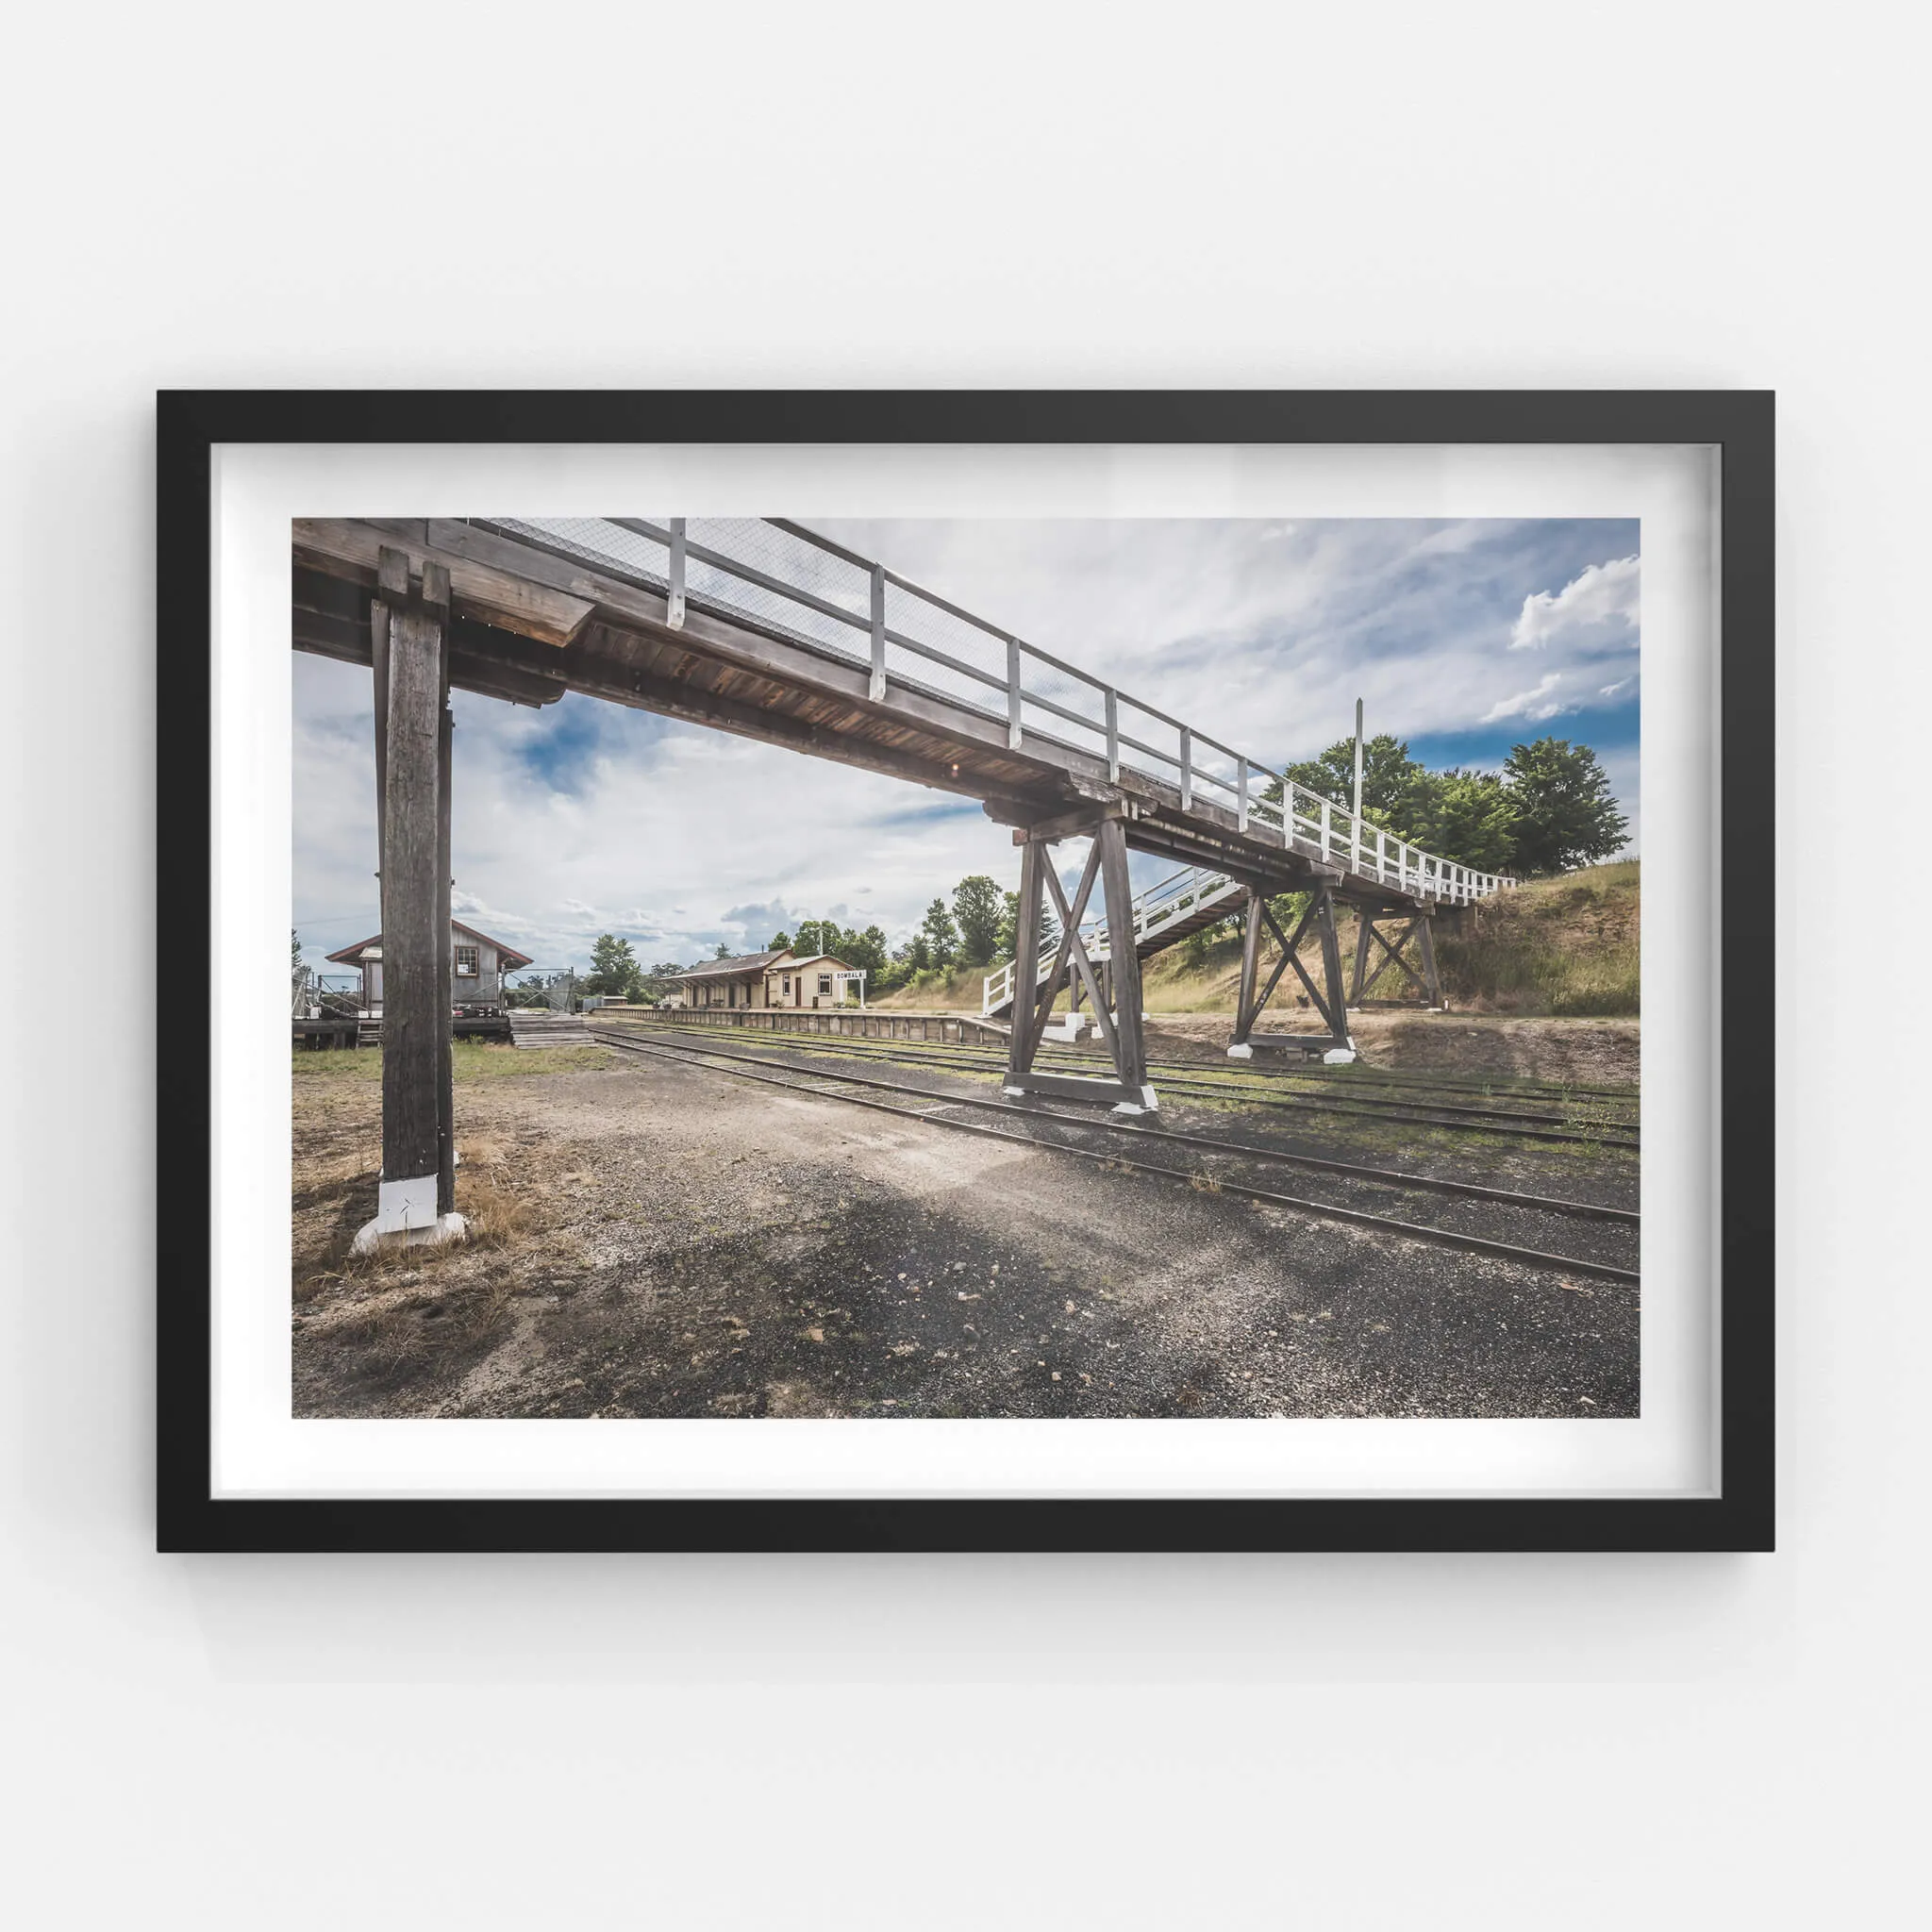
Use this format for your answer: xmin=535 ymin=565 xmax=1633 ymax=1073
xmin=293 ymin=514 xmax=1511 ymax=909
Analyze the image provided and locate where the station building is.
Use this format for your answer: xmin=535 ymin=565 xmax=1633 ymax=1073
xmin=673 ymin=948 xmax=863 ymax=1010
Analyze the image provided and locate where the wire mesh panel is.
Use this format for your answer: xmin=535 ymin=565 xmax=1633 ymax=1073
xmin=685 ymin=519 xmax=873 ymax=669
xmin=491 ymin=516 xmax=673 ymax=591
xmin=881 ymin=577 xmax=1008 ymax=720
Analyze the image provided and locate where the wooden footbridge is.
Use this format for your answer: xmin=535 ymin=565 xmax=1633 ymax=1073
xmin=291 ymin=514 xmax=1513 ymax=1241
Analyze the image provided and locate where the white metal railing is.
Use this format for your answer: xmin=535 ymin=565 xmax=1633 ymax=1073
xmin=479 ymin=514 xmax=1517 ymax=916
xmin=981 ymin=862 xmax=1247 ymax=1015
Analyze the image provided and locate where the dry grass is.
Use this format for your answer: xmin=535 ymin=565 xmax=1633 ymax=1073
xmin=1433 ymin=863 xmax=1641 ymax=1016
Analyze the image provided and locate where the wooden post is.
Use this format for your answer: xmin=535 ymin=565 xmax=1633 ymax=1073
xmin=431 ymin=558 xmax=455 ymax=1216
xmin=372 ymin=567 xmax=451 ymax=1237
xmin=1316 ymin=885 xmax=1350 ymax=1046
xmin=1095 ymin=815 xmax=1147 ymax=1094
xmin=1007 ymin=838 xmax=1042 ymax=1089
xmin=1417 ymin=912 xmax=1441 ymax=1008
xmin=1233 ymin=887 xmax=1263 ymax=1044
xmin=372 ymin=549 xmax=408 ymax=956
xmin=1350 ymin=908 xmax=1374 ymax=1006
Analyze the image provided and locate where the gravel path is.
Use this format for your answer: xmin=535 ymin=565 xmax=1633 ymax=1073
xmin=292 ymin=1046 xmax=1640 ymax=1421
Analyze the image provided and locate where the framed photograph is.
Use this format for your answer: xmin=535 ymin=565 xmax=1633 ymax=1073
xmin=157 ymin=390 xmax=1773 ymax=1552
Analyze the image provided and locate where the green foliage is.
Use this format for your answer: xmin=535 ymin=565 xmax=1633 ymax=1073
xmin=1272 ymin=729 xmax=1626 ymax=878
xmin=1502 ymin=739 xmax=1631 ymax=875
xmin=952 ymin=874 xmax=1004 ymax=966
xmin=841 ymin=924 xmax=890 ymax=978
xmin=996 ymin=889 xmax=1021 ymax=960
xmin=585 ymin=933 xmax=643 ymax=998
xmin=712 ymin=941 xmax=733 ymax=959
xmin=1404 ymin=767 xmax=1520 ymax=875
xmin=767 ymin=929 xmax=792 ymax=953
xmin=1280 ymin=732 xmax=1421 ymax=824
xmin=920 ymin=896 xmax=958 ymax=967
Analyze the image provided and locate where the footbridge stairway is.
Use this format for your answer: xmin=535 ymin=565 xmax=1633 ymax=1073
xmin=981 ymin=864 xmax=1247 ymax=1018
xmin=291 ymin=515 xmax=1518 ymax=1238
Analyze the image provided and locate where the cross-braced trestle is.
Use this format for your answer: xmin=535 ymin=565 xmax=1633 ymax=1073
xmin=1225 ymin=881 xmax=1357 ymax=1061
xmin=1004 ymin=811 xmax=1158 ymax=1113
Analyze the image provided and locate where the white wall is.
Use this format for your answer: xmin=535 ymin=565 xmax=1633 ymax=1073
xmin=0 ymin=3 xmax=1922 ymax=1925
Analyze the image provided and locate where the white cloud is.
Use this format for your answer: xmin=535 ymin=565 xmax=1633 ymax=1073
xmin=1480 ymin=673 xmax=1569 ymax=724
xmin=1510 ymin=554 xmax=1640 ymax=652
xmin=1599 ymin=675 xmax=1634 ymax=699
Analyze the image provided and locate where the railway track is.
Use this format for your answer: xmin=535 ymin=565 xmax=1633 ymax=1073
xmin=590 ymin=1024 xmax=1641 ymax=1286
xmin=661 ymin=1021 xmax=1636 ymax=1108
xmin=602 ymin=1022 xmax=1640 ymax=1148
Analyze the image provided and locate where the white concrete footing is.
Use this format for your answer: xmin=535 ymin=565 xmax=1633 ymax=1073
xmin=352 ymin=1210 xmax=468 ymax=1255
xmin=351 ymin=1171 xmax=468 ymax=1254
xmin=1225 ymin=1042 xmax=1254 ymax=1059
xmin=1324 ymin=1046 xmax=1357 ymax=1065
xmin=1110 ymin=1086 xmax=1160 ymax=1117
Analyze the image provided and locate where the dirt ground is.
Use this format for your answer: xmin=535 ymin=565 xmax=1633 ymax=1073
xmin=291 ymin=1042 xmax=1639 ymax=1422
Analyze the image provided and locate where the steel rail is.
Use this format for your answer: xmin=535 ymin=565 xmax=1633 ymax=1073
xmin=590 ymin=1028 xmax=1640 ymax=1287
xmin=609 ymin=1022 xmax=1640 ymax=1147
xmin=655 ymin=1013 xmax=1640 ymax=1109
xmin=591 ymin=1026 xmax=1638 ymax=1225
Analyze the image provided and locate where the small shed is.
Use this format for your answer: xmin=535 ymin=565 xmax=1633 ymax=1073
xmin=326 ymin=919 xmax=534 ymax=1015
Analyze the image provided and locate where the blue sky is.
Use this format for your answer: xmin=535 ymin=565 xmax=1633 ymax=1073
xmin=293 ymin=517 xmax=1640 ymax=974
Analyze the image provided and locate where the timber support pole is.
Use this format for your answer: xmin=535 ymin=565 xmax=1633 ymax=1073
xmin=355 ymin=550 xmax=466 ymax=1252
xmin=1001 ymin=810 xmax=1158 ymax=1113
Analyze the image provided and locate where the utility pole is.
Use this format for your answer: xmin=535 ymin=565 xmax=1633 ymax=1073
xmin=1351 ymin=696 xmax=1365 ymax=875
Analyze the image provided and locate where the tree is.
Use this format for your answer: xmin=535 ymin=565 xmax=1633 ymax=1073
xmin=1280 ymin=733 xmax=1429 ymax=826
xmin=952 ymin=874 xmax=1004 ymax=966
xmin=1405 ymin=768 xmax=1520 ymax=876
xmin=1503 ymin=738 xmax=1629 ymax=874
xmin=904 ymin=932 xmax=932 ymax=974
xmin=291 ymin=927 xmax=303 ymax=970
xmin=840 ymin=924 xmax=889 ymax=979
xmin=995 ymin=889 xmax=1022 ymax=960
xmin=768 ymin=929 xmax=792 ymax=953
xmin=650 ymin=960 xmax=686 ymax=978
xmin=920 ymin=897 xmax=958 ymax=968
xmin=586 ymin=933 xmax=642 ymax=997
xmin=713 ymin=941 xmax=733 ymax=959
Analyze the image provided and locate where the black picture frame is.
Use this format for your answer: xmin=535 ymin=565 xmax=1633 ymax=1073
xmin=158 ymin=389 xmax=1774 ymax=1554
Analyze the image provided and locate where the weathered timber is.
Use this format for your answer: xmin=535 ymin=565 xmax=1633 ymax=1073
xmin=1007 ymin=839 xmax=1043 ymax=1090
xmin=431 ymin=560 xmax=456 ymax=1218
xmin=294 ymin=518 xmax=595 ymax=646
xmin=1095 ymin=816 xmax=1149 ymax=1093
xmin=379 ymin=598 xmax=447 ymax=1197
xmin=1005 ymin=1070 xmax=1143 ymax=1108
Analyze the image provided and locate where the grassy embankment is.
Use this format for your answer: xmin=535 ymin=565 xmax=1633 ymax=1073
xmin=874 ymin=861 xmax=1641 ymax=1018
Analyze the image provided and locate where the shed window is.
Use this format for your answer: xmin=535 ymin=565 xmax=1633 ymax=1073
xmin=454 ymin=945 xmax=479 ymax=977
xmin=818 ymin=974 xmax=833 ymax=995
